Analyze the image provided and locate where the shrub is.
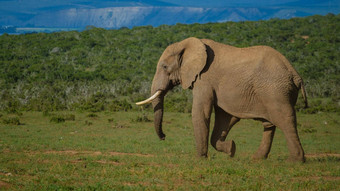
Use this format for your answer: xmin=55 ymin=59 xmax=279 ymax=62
xmin=87 ymin=113 xmax=98 ymax=118
xmin=42 ymin=110 xmax=51 ymax=116
xmin=76 ymin=93 xmax=107 ymax=112
xmin=48 ymin=113 xmax=75 ymax=123
xmin=2 ymin=116 xmax=21 ymax=125
xmin=63 ymin=114 xmax=75 ymax=121
xmin=108 ymin=99 xmax=132 ymax=112
xmin=300 ymin=98 xmax=340 ymax=114
xmin=50 ymin=116 xmax=66 ymax=123
xmin=164 ymin=89 xmax=192 ymax=113
xmin=132 ymin=113 xmax=151 ymax=122
xmin=85 ymin=120 xmax=93 ymax=126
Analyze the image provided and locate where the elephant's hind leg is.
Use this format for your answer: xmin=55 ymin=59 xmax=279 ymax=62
xmin=270 ymin=109 xmax=305 ymax=162
xmin=220 ymin=116 xmax=240 ymax=141
xmin=210 ymin=106 xmax=236 ymax=157
xmin=252 ymin=121 xmax=276 ymax=160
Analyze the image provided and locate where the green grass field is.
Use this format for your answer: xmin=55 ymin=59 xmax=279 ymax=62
xmin=0 ymin=111 xmax=339 ymax=190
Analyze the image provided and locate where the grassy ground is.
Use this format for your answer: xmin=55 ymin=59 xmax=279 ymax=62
xmin=0 ymin=111 xmax=339 ymax=190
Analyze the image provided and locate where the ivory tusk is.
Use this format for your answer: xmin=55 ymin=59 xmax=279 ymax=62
xmin=136 ymin=90 xmax=162 ymax=105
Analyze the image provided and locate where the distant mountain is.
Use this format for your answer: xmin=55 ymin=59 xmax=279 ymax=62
xmin=0 ymin=7 xmax=319 ymax=29
xmin=23 ymin=7 xmax=268 ymax=28
xmin=0 ymin=0 xmax=339 ymax=30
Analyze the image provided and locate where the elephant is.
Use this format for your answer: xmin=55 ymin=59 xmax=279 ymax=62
xmin=136 ymin=37 xmax=308 ymax=162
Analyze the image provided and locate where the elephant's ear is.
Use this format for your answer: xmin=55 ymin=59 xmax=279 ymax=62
xmin=178 ymin=37 xmax=207 ymax=89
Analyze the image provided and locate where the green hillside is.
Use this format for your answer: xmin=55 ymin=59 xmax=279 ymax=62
xmin=0 ymin=14 xmax=339 ymax=112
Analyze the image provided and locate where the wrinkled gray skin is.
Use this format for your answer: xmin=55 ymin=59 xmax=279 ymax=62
xmin=149 ymin=37 xmax=308 ymax=162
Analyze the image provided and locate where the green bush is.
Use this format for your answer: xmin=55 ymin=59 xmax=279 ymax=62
xmin=0 ymin=14 xmax=339 ymax=113
xmin=50 ymin=116 xmax=66 ymax=123
xmin=63 ymin=114 xmax=75 ymax=121
xmin=2 ymin=116 xmax=21 ymax=125
xmin=86 ymin=113 xmax=98 ymax=118
xmin=132 ymin=114 xmax=151 ymax=122
xmin=164 ymin=88 xmax=192 ymax=113
xmin=76 ymin=93 xmax=107 ymax=112
xmin=85 ymin=120 xmax=93 ymax=126
xmin=49 ymin=114 xmax=75 ymax=123
xmin=108 ymin=99 xmax=132 ymax=112
xmin=300 ymin=98 xmax=340 ymax=114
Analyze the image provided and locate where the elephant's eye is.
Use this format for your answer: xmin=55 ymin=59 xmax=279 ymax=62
xmin=162 ymin=65 xmax=167 ymax=70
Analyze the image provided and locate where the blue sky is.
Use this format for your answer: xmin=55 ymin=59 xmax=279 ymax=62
xmin=1 ymin=0 xmax=339 ymax=9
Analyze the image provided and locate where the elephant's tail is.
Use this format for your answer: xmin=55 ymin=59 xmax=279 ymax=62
xmin=300 ymin=81 xmax=308 ymax=108
xmin=294 ymin=76 xmax=308 ymax=108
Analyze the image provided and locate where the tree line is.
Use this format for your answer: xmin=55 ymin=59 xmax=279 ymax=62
xmin=0 ymin=14 xmax=339 ymax=113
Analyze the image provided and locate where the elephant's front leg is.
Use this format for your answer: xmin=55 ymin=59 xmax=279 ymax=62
xmin=191 ymin=87 xmax=213 ymax=157
xmin=210 ymin=106 xmax=236 ymax=157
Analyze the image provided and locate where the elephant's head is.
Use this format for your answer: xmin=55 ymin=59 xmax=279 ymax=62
xmin=136 ymin=37 xmax=207 ymax=140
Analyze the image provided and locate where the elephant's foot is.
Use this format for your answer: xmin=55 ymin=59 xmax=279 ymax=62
xmin=226 ymin=140 xmax=236 ymax=157
xmin=196 ymin=153 xmax=208 ymax=158
xmin=252 ymin=152 xmax=268 ymax=160
xmin=287 ymin=154 xmax=305 ymax=163
xmin=252 ymin=148 xmax=270 ymax=160
xmin=213 ymin=140 xmax=236 ymax=157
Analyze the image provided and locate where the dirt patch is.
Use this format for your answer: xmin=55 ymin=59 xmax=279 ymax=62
xmin=293 ymin=176 xmax=340 ymax=181
xmin=41 ymin=150 xmax=153 ymax=157
xmin=0 ymin=180 xmax=11 ymax=189
xmin=10 ymin=150 xmax=154 ymax=158
xmin=44 ymin=150 xmax=103 ymax=156
xmin=123 ymin=181 xmax=161 ymax=187
xmin=69 ymin=159 xmax=122 ymax=165
xmin=0 ymin=172 xmax=12 ymax=177
xmin=1 ymin=149 xmax=11 ymax=153
xmin=108 ymin=151 xmax=154 ymax=157
xmin=305 ymin=153 xmax=340 ymax=158
xmin=149 ymin=162 xmax=179 ymax=168
xmin=95 ymin=160 xmax=121 ymax=165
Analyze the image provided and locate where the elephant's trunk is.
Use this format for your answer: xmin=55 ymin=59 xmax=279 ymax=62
xmin=149 ymin=70 xmax=169 ymax=140
xmin=152 ymin=95 xmax=166 ymax=140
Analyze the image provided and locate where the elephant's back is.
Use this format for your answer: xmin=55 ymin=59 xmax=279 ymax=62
xmin=214 ymin=45 xmax=299 ymax=118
